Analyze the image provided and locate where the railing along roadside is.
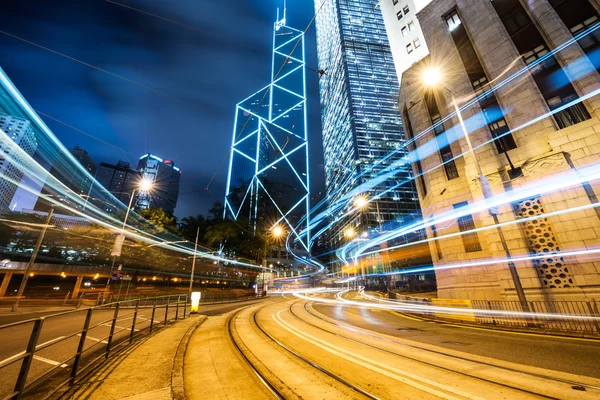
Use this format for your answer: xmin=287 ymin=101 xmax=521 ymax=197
xmin=386 ymin=289 xmax=600 ymax=336
xmin=0 ymin=294 xmax=189 ymax=400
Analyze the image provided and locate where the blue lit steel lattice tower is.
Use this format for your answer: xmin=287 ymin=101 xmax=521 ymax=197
xmin=224 ymin=10 xmax=310 ymax=251
xmin=314 ymin=0 xmax=420 ymax=245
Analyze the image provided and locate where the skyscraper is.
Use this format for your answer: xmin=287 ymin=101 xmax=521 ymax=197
xmin=0 ymin=114 xmax=37 ymax=212
xmin=379 ymin=0 xmax=432 ymax=81
xmin=314 ymin=0 xmax=420 ymax=245
xmin=137 ymin=153 xmax=180 ymax=214
xmin=34 ymin=145 xmax=97 ymax=213
xmin=224 ymin=8 xmax=310 ymax=251
xmin=94 ymin=160 xmax=142 ymax=213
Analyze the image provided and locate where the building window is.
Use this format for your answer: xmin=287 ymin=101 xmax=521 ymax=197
xmin=424 ymin=90 xmax=459 ymax=180
xmin=408 ymin=20 xmax=415 ymax=31
xmin=392 ymin=0 xmax=399 ymax=5
xmin=548 ymin=0 xmax=600 ymax=72
xmin=453 ymin=202 xmax=482 ymax=252
xmin=401 ymin=26 xmax=408 ymax=36
xmin=414 ymin=38 xmax=421 ymax=48
xmin=491 ymin=0 xmax=591 ymax=129
xmin=403 ymin=5 xmax=410 ymax=14
xmin=444 ymin=10 xmax=517 ymax=153
xmin=397 ymin=10 xmax=403 ymax=20
xmin=445 ymin=12 xmax=461 ymax=31
xmin=406 ymin=43 xmax=413 ymax=54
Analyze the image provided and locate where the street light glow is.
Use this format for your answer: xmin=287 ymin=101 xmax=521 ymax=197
xmin=272 ymin=225 xmax=284 ymax=237
xmin=139 ymin=179 xmax=153 ymax=191
xmin=353 ymin=195 xmax=368 ymax=209
xmin=344 ymin=227 xmax=356 ymax=239
xmin=421 ymin=67 xmax=442 ymax=87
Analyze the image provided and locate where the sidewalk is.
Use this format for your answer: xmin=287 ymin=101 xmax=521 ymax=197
xmin=65 ymin=314 xmax=206 ymax=400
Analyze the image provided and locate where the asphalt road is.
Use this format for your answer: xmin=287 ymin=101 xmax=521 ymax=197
xmin=312 ymin=291 xmax=600 ymax=378
xmin=213 ymin=292 xmax=600 ymax=399
xmin=0 ymin=298 xmax=265 ymax=399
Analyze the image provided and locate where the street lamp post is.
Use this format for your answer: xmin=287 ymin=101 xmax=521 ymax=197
xmin=189 ymin=227 xmax=200 ymax=293
xmin=422 ymin=68 xmax=530 ymax=313
xmin=105 ymin=179 xmax=153 ymax=294
xmin=12 ymin=209 xmax=54 ymax=312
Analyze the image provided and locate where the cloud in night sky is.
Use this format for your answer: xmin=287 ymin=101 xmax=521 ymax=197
xmin=0 ymin=0 xmax=325 ymax=218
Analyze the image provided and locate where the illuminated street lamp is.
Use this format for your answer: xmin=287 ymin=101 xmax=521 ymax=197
xmin=353 ymin=195 xmax=368 ymax=209
xmin=105 ymin=179 xmax=154 ymax=294
xmin=271 ymin=225 xmax=284 ymax=238
xmin=420 ymin=67 xmax=530 ymax=313
xmin=344 ymin=226 xmax=356 ymax=239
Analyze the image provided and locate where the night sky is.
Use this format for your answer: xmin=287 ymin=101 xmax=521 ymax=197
xmin=0 ymin=0 xmax=325 ymax=218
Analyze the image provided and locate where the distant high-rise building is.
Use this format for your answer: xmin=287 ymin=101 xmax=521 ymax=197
xmin=380 ymin=0 xmax=432 ymax=82
xmin=224 ymin=9 xmax=310 ymax=251
xmin=95 ymin=160 xmax=142 ymax=213
xmin=34 ymin=145 xmax=97 ymax=213
xmin=0 ymin=114 xmax=37 ymax=212
xmin=314 ymin=0 xmax=420 ymax=246
xmin=137 ymin=153 xmax=180 ymax=214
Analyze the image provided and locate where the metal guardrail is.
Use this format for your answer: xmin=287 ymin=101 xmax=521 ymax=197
xmin=0 ymin=294 xmax=188 ymax=400
xmin=200 ymin=292 xmax=263 ymax=305
xmin=388 ymin=290 xmax=600 ymax=336
xmin=471 ymin=299 xmax=600 ymax=334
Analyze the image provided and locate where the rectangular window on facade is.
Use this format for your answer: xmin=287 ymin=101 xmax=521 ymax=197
xmin=446 ymin=12 xmax=461 ymax=31
xmin=414 ymin=38 xmax=421 ymax=48
xmin=424 ymin=90 xmax=460 ymax=180
xmin=392 ymin=0 xmax=399 ymax=5
xmin=453 ymin=202 xmax=483 ymax=253
xmin=397 ymin=10 xmax=403 ymax=20
xmin=408 ymin=20 xmax=415 ymax=31
xmin=403 ymin=5 xmax=410 ymax=14
xmin=491 ymin=0 xmax=591 ymax=129
xmin=549 ymin=0 xmax=600 ymax=72
xmin=444 ymin=10 xmax=517 ymax=153
xmin=401 ymin=26 xmax=408 ymax=36
xmin=406 ymin=43 xmax=413 ymax=53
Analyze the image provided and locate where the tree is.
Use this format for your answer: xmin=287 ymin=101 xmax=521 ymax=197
xmin=138 ymin=208 xmax=177 ymax=232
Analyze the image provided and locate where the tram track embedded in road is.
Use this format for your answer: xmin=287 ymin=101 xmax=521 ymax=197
xmin=226 ymin=307 xmax=285 ymax=400
xmin=300 ymin=299 xmax=600 ymax=396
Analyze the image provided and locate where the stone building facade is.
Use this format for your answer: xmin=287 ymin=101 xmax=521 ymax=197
xmin=399 ymin=0 xmax=600 ymax=300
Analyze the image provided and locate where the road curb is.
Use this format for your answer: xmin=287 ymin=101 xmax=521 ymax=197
xmin=171 ymin=315 xmax=207 ymax=400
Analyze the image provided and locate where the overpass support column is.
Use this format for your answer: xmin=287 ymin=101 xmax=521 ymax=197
xmin=0 ymin=272 xmax=13 ymax=297
xmin=72 ymin=276 xmax=84 ymax=299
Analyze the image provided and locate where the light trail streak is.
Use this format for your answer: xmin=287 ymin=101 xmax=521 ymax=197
xmin=301 ymin=23 xmax=600 ymax=250
xmin=292 ymin=288 xmax=600 ymax=322
xmin=346 ymin=162 xmax=600 ymax=261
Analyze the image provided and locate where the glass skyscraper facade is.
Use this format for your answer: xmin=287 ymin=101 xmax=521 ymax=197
xmin=314 ymin=0 xmax=420 ymax=243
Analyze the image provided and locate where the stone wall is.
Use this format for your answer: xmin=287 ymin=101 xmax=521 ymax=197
xmin=399 ymin=0 xmax=600 ymax=300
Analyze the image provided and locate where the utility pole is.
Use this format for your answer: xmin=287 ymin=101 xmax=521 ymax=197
xmin=189 ymin=227 xmax=200 ymax=293
xmin=12 ymin=209 xmax=54 ymax=312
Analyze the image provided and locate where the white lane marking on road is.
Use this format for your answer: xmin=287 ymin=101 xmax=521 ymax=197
xmin=77 ymin=334 xmax=108 ymax=344
xmin=33 ymin=355 xmax=68 ymax=368
xmin=0 ymin=336 xmax=68 ymax=368
xmin=99 ymin=323 xmax=139 ymax=331
xmin=273 ymin=311 xmax=484 ymax=400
